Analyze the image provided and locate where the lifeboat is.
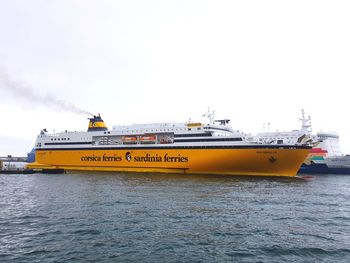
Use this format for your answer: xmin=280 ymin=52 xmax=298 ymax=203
xmin=122 ymin=136 xmax=138 ymax=144
xmin=139 ymin=135 xmax=157 ymax=144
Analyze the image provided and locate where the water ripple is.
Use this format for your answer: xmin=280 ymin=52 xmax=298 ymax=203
xmin=1 ymin=173 xmax=350 ymax=262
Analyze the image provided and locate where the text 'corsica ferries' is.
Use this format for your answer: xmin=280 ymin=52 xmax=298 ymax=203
xmin=27 ymin=114 xmax=311 ymax=177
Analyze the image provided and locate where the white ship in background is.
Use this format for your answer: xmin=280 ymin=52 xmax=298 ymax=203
xmin=256 ymin=110 xmax=350 ymax=174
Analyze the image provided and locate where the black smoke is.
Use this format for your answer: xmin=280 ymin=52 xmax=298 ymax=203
xmin=0 ymin=69 xmax=93 ymax=116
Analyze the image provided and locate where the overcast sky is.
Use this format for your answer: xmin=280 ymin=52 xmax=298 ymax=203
xmin=0 ymin=0 xmax=349 ymax=156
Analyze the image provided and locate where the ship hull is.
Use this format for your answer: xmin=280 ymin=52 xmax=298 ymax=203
xmin=299 ymin=163 xmax=350 ymax=174
xmin=27 ymin=146 xmax=310 ymax=177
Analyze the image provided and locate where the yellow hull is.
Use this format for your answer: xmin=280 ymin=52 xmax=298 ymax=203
xmin=27 ymin=147 xmax=310 ymax=177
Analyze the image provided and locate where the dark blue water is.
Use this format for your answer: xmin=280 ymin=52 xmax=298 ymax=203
xmin=1 ymin=173 xmax=349 ymax=262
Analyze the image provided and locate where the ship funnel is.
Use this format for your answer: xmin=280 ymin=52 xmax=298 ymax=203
xmin=88 ymin=114 xmax=108 ymax=132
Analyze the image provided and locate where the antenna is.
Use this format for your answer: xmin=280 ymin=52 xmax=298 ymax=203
xmin=202 ymin=107 xmax=215 ymax=124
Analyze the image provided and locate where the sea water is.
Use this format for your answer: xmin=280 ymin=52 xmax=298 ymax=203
xmin=1 ymin=173 xmax=349 ymax=262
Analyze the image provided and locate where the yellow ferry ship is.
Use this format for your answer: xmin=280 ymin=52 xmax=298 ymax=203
xmin=27 ymin=115 xmax=310 ymax=177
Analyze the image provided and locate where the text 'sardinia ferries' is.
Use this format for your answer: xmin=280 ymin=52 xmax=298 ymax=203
xmin=27 ymin=114 xmax=310 ymax=177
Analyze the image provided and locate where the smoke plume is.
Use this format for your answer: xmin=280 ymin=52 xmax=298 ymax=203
xmin=0 ymin=69 xmax=93 ymax=116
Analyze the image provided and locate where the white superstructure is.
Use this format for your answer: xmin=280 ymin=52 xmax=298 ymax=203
xmin=34 ymin=113 xmax=258 ymax=151
xmin=316 ymin=132 xmax=342 ymax=157
xmin=256 ymin=110 xmax=343 ymax=158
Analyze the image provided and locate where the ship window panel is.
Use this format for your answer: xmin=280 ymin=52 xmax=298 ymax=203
xmin=174 ymin=138 xmax=243 ymax=143
xmin=174 ymin=133 xmax=211 ymax=138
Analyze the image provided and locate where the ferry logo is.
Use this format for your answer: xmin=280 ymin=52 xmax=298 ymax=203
xmin=125 ymin=152 xmax=132 ymax=161
xmin=269 ymin=156 xmax=277 ymax=163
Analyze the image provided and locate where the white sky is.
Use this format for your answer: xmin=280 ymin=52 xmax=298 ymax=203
xmin=0 ymin=0 xmax=349 ymax=156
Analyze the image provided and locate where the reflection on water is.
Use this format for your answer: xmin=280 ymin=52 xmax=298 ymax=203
xmin=1 ymin=172 xmax=349 ymax=262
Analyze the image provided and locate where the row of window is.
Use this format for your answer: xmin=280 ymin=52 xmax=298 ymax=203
xmin=109 ymin=128 xmax=191 ymax=133
xmin=50 ymin=138 xmax=71 ymax=141
xmin=174 ymin=138 xmax=243 ymax=142
xmin=175 ymin=133 xmax=212 ymax=138
xmin=262 ymin=137 xmax=296 ymax=140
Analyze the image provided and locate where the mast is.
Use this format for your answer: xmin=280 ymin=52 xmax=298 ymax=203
xmin=299 ymin=109 xmax=312 ymax=133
